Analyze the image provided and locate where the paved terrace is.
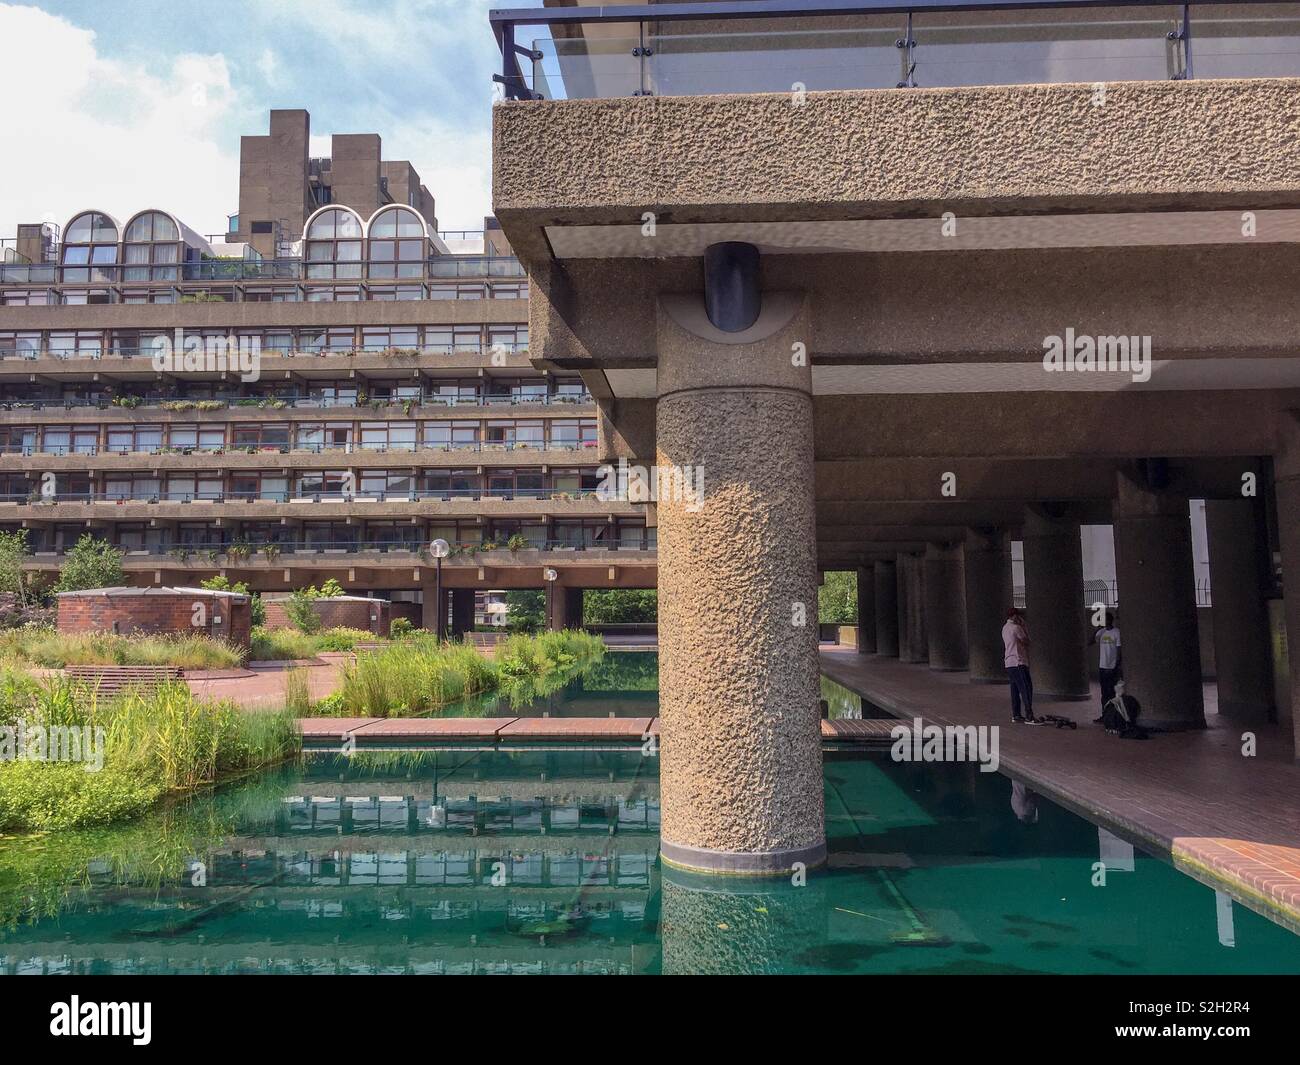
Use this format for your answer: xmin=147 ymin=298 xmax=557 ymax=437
xmin=820 ymin=645 xmax=1300 ymax=934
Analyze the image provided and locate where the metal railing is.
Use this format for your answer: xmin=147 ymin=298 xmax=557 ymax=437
xmin=492 ymin=0 xmax=1300 ymax=100
xmin=0 ymin=392 xmax=592 ymax=412
xmin=0 ymin=256 xmax=524 ymax=285
xmin=3 ymin=488 xmax=612 ymax=505
xmin=0 ymin=343 xmax=531 ymax=362
xmin=25 ymin=537 xmax=658 ymax=559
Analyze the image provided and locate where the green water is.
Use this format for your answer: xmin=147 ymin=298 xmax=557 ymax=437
xmin=441 ymin=650 xmax=658 ymax=718
xmin=1 ymin=745 xmax=1297 ymax=974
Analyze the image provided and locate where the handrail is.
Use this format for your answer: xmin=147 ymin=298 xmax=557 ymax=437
xmin=0 ymin=393 xmax=593 ymax=412
xmin=23 ymin=538 xmax=658 ymax=559
xmin=489 ymin=0 xmax=1294 ymax=100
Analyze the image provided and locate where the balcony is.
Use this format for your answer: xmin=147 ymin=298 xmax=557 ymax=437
xmin=494 ymin=1 xmax=1300 ymax=101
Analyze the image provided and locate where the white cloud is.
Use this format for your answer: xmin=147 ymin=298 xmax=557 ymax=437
xmin=0 ymin=3 xmax=243 ymax=239
xmin=257 ymin=48 xmax=280 ymax=86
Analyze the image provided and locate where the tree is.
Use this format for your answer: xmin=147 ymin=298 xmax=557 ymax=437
xmin=286 ymin=587 xmax=323 ymax=634
xmin=0 ymin=530 xmax=35 ymax=607
xmin=583 ymin=589 xmax=657 ymax=624
xmin=200 ymin=575 xmax=266 ymax=626
xmin=53 ymin=535 xmax=125 ymax=594
xmin=505 ymin=590 xmax=544 ymax=633
xmin=818 ymin=570 xmax=857 ymax=625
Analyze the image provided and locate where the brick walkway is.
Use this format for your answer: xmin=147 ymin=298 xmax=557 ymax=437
xmin=820 ymin=645 xmax=1300 ymax=933
xmin=185 ymin=660 xmax=345 ymax=709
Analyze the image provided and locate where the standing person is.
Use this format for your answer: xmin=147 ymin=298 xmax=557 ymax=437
xmin=1092 ymin=612 xmax=1122 ymax=723
xmin=1002 ymin=607 xmax=1035 ymax=723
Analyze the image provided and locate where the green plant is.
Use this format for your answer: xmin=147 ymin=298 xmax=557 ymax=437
xmin=285 ymin=588 xmax=323 ymax=634
xmin=283 ymin=667 xmax=311 ymax=716
xmin=390 ymin=617 xmax=414 ymax=639
xmin=507 ymin=533 xmax=530 ymax=553
xmin=52 ymin=536 xmax=125 ymax=594
xmin=583 ymin=589 xmax=657 ymax=624
xmin=505 ymin=590 xmax=544 ymax=633
xmin=818 ymin=570 xmax=857 ymax=625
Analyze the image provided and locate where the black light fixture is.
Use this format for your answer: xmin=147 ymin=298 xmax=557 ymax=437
xmin=703 ymin=241 xmax=761 ymax=333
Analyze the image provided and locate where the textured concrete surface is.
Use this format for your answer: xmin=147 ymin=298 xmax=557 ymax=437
xmin=873 ymin=559 xmax=899 ymax=657
xmin=1112 ymin=473 xmax=1206 ymax=729
xmin=855 ymin=563 xmax=876 ymax=654
xmin=655 ymin=300 xmax=825 ymax=868
xmin=923 ymin=542 xmax=968 ymax=672
xmin=964 ymin=527 xmax=1014 ymax=683
xmin=1021 ymin=508 xmax=1090 ymax=699
xmin=496 ymin=80 xmax=1300 ymax=224
xmin=1205 ymin=500 xmax=1275 ymax=724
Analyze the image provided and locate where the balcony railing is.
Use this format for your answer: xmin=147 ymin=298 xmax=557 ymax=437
xmin=0 ymin=439 xmax=598 ymax=457
xmin=492 ymin=1 xmax=1300 ymax=100
xmin=24 ymin=537 xmax=658 ymax=559
xmin=0 ymin=391 xmax=592 ymax=413
xmin=0 ymin=256 xmax=525 ymax=285
xmin=3 ymin=488 xmax=611 ymax=506
xmin=0 ymin=344 xmax=531 ymax=362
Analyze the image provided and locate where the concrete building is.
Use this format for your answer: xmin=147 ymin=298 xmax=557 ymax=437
xmin=0 ymin=109 xmax=657 ymax=638
xmin=489 ymin=1 xmax=1300 ymax=873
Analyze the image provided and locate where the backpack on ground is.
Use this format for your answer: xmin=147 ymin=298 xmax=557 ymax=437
xmin=1102 ymin=689 xmax=1148 ymax=740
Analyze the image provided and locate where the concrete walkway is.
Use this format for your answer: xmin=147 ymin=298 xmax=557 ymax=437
xmin=820 ymin=645 xmax=1300 ymax=933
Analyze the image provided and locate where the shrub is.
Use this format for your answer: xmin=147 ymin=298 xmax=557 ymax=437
xmin=249 ymin=626 xmax=320 ymax=662
xmin=285 ymin=588 xmax=323 ymax=634
xmin=52 ymin=536 xmax=125 ymax=594
xmin=389 ymin=617 xmax=414 ymax=639
xmin=314 ymin=627 xmax=372 ymax=652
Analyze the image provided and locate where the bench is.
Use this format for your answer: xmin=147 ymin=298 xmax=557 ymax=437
xmin=64 ymin=665 xmax=186 ymax=698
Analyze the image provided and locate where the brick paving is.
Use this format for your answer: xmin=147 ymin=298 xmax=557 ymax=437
xmin=820 ymin=645 xmax=1300 ymax=933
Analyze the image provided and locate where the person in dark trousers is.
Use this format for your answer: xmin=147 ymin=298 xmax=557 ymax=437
xmin=1091 ymin=611 xmax=1122 ymax=724
xmin=1002 ymin=606 xmax=1035 ymax=723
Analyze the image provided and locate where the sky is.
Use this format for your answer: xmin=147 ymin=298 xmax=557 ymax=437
xmin=0 ymin=0 xmax=541 ymax=239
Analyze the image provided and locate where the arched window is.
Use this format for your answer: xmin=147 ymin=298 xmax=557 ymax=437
xmin=123 ymin=210 xmax=182 ymax=281
xmin=305 ymin=207 xmax=364 ymax=280
xmin=61 ymin=211 xmax=119 ymax=282
xmin=368 ymin=207 xmax=428 ymax=279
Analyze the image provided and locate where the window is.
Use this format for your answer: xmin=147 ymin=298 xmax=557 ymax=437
xmin=549 ymin=419 xmax=598 ymax=448
xmin=295 ymin=423 xmax=352 ymax=452
xmin=425 ymin=326 xmax=481 ymax=354
xmin=62 ymin=212 xmax=119 ymax=283
xmin=231 ymin=473 xmax=288 ymax=501
xmin=0 ymin=332 xmax=41 ymax=359
xmin=422 ymin=421 xmax=479 ymax=449
xmin=358 ymin=470 xmax=415 ymax=498
xmin=106 ymin=425 xmax=162 ymax=454
xmin=423 ymin=470 xmax=480 ymax=498
xmin=295 ymin=471 xmax=352 ymax=499
xmin=123 ymin=212 xmax=182 ymax=281
xmin=359 ymin=422 xmax=416 ymax=452
xmin=165 ymin=474 xmax=223 ymax=501
xmin=305 ymin=207 xmax=364 ymax=279
xmin=361 ymin=327 xmax=419 ymax=352
xmin=488 ymin=326 xmax=529 ymax=354
xmin=368 ymin=284 xmax=424 ymax=301
xmin=168 ymin=424 xmax=225 ymax=451
xmin=231 ymin=424 xmax=289 ymax=451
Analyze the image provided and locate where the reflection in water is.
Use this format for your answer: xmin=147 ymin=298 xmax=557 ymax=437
xmin=1 ymin=745 xmax=1297 ymax=974
xmin=441 ymin=650 xmax=659 ymax=718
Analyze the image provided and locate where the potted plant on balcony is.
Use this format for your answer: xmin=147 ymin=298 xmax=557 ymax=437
xmin=507 ymin=533 xmax=529 ymax=553
xmin=261 ymin=543 xmax=281 ymax=563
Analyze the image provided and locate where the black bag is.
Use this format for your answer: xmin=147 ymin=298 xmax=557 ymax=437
xmin=1102 ymin=692 xmax=1146 ymax=738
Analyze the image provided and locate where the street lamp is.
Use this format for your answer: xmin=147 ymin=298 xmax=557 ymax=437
xmin=429 ymin=538 xmax=450 ymax=642
xmin=543 ymin=566 xmax=558 ymax=631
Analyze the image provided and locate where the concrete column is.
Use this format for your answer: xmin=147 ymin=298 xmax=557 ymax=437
xmin=964 ymin=527 xmax=1014 ymax=683
xmin=655 ymin=292 xmax=824 ymax=875
xmin=873 ymin=559 xmax=899 ymax=657
xmin=924 ymin=542 xmax=968 ymax=671
xmin=895 ymin=554 xmax=912 ymax=663
xmin=1021 ymin=507 xmax=1090 ymax=699
xmin=1271 ymin=417 xmax=1300 ymax=756
xmin=856 ymin=564 xmax=876 ymax=654
xmin=449 ymin=588 xmax=476 ymax=638
xmin=419 ymin=575 xmax=446 ymax=638
xmin=897 ymin=552 xmax=929 ymax=664
xmin=1112 ymin=473 xmax=1205 ymax=729
xmin=545 ymin=585 xmax=582 ymax=630
xmin=1205 ymin=499 xmax=1274 ymax=724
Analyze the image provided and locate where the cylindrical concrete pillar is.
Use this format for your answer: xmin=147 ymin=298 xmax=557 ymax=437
xmin=964 ymin=527 xmax=1014 ymax=683
xmin=924 ymin=542 xmax=968 ymax=671
xmin=1274 ymin=435 xmax=1300 ymax=756
xmin=655 ymin=295 xmax=824 ymax=875
xmin=895 ymin=553 xmax=912 ymax=662
xmin=898 ymin=552 xmax=929 ymax=664
xmin=856 ymin=564 xmax=876 ymax=654
xmin=1021 ymin=508 xmax=1090 ymax=699
xmin=1112 ymin=475 xmax=1205 ymax=729
xmin=449 ymin=588 xmax=476 ymax=638
xmin=874 ymin=559 xmax=899 ymax=657
xmin=1205 ymin=499 xmax=1275 ymax=724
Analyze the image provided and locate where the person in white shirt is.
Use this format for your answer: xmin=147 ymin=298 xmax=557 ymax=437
xmin=1001 ymin=607 xmax=1035 ymax=723
xmin=1092 ymin=612 xmax=1122 ymax=722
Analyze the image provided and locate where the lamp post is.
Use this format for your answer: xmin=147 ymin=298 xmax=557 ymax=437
xmin=543 ymin=566 xmax=558 ymax=631
xmin=429 ymin=538 xmax=450 ymax=642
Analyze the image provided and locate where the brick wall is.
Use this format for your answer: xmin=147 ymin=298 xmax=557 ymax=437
xmin=58 ymin=592 xmax=252 ymax=652
xmin=262 ymin=597 xmax=389 ymax=635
